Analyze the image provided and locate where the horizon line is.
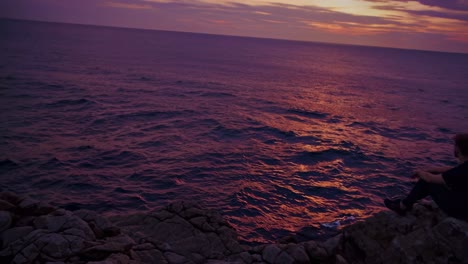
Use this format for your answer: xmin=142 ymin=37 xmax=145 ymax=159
xmin=1 ymin=16 xmax=467 ymax=56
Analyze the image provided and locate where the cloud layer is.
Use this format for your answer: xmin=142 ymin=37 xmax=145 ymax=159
xmin=1 ymin=0 xmax=467 ymax=53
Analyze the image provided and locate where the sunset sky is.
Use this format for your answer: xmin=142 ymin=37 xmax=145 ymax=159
xmin=1 ymin=0 xmax=468 ymax=53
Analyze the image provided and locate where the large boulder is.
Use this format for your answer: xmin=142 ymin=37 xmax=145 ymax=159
xmin=111 ymin=201 xmax=246 ymax=263
xmin=332 ymin=202 xmax=468 ymax=264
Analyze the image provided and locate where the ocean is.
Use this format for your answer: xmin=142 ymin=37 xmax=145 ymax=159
xmin=1 ymin=19 xmax=467 ymax=244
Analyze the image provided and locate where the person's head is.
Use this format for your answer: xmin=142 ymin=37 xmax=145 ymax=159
xmin=454 ymin=133 xmax=468 ymax=162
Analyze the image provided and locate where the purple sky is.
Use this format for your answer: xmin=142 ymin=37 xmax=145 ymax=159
xmin=1 ymin=0 xmax=467 ymax=53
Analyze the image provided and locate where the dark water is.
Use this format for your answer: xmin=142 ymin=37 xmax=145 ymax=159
xmin=1 ymin=19 xmax=468 ymax=244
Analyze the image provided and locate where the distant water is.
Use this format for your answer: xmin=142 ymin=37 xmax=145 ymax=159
xmin=1 ymin=19 xmax=468 ymax=244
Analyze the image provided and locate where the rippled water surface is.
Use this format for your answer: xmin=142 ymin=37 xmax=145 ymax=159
xmin=1 ymin=19 xmax=468 ymax=243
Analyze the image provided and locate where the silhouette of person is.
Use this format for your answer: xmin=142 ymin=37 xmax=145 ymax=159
xmin=384 ymin=133 xmax=468 ymax=220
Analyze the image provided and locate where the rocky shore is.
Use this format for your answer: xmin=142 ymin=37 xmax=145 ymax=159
xmin=0 ymin=191 xmax=467 ymax=264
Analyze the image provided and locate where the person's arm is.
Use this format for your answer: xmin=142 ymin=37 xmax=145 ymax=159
xmin=426 ymin=166 xmax=452 ymax=174
xmin=414 ymin=170 xmax=446 ymax=184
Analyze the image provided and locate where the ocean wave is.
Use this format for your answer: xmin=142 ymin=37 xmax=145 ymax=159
xmin=287 ymin=108 xmax=330 ymax=119
xmin=0 ymin=159 xmax=19 ymax=172
xmin=291 ymin=148 xmax=366 ymax=165
xmin=116 ymin=110 xmax=195 ymax=120
xmin=39 ymin=157 xmax=69 ymax=170
xmin=249 ymin=126 xmax=298 ymax=138
xmin=98 ymin=150 xmax=146 ymax=167
xmin=200 ymin=92 xmax=235 ymax=98
xmin=89 ymin=110 xmax=195 ymax=127
xmin=46 ymin=98 xmax=96 ymax=107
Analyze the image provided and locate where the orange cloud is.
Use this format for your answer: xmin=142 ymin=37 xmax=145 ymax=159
xmin=105 ymin=1 xmax=153 ymax=10
xmin=253 ymin=11 xmax=271 ymax=15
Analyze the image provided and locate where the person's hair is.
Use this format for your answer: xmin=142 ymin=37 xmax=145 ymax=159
xmin=454 ymin=133 xmax=468 ymax=156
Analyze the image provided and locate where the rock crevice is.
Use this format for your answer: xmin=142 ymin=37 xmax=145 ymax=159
xmin=0 ymin=192 xmax=467 ymax=264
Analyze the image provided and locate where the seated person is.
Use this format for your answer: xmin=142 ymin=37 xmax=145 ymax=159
xmin=384 ymin=133 xmax=468 ymax=220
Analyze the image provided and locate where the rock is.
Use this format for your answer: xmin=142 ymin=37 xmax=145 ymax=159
xmin=0 ymin=211 xmax=12 ymax=232
xmin=83 ymin=234 xmax=135 ymax=257
xmin=14 ymin=216 xmax=35 ymax=227
xmin=131 ymin=248 xmax=168 ymax=263
xmin=322 ymin=233 xmax=343 ymax=255
xmin=217 ymin=226 xmax=244 ymax=254
xmin=75 ymin=210 xmax=120 ymax=238
xmin=18 ymin=197 xmax=39 ymax=210
xmin=337 ymin=203 xmax=468 ymax=264
xmin=0 ymin=200 xmax=15 ymax=211
xmin=433 ymin=217 xmax=468 ymax=261
xmin=274 ymin=251 xmax=294 ymax=264
xmin=285 ymin=245 xmax=309 ymax=264
xmin=88 ymin=253 xmax=131 ymax=264
xmin=335 ymin=254 xmax=348 ymax=264
xmin=11 ymin=243 xmax=40 ymax=263
xmin=189 ymin=216 xmax=211 ymax=231
xmin=303 ymin=241 xmax=327 ymax=259
xmin=251 ymin=253 xmax=262 ymax=262
xmin=151 ymin=210 xmax=173 ymax=221
xmin=33 ymin=202 xmax=57 ymax=216
xmin=80 ymin=235 xmax=135 ymax=261
xmin=33 ymin=211 xmax=95 ymax=240
xmin=250 ymin=245 xmax=266 ymax=253
xmin=37 ymin=233 xmax=72 ymax=260
xmin=262 ymin=244 xmax=281 ymax=263
xmin=189 ymin=252 xmax=205 ymax=263
xmin=164 ymin=251 xmax=187 ymax=264
xmin=33 ymin=213 xmax=67 ymax=231
xmin=0 ymin=192 xmax=22 ymax=205
xmin=239 ymin=252 xmax=253 ymax=263
xmin=1 ymin=226 xmax=34 ymax=248
xmin=0 ymin=229 xmax=47 ymax=257
xmin=132 ymin=242 xmax=155 ymax=251
xmin=0 ymin=192 xmax=466 ymax=264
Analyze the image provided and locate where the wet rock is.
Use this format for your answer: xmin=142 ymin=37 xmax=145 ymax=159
xmin=151 ymin=210 xmax=173 ymax=221
xmin=132 ymin=242 xmax=154 ymax=251
xmin=37 ymin=233 xmax=72 ymax=259
xmin=164 ymin=251 xmax=187 ymax=264
xmin=335 ymin=254 xmax=349 ymax=264
xmin=0 ymin=211 xmax=12 ymax=232
xmin=1 ymin=226 xmax=34 ymax=248
xmin=88 ymin=253 xmax=131 ymax=264
xmin=251 ymin=253 xmax=262 ymax=262
xmin=0 ymin=200 xmax=15 ymax=211
xmin=433 ymin=217 xmax=468 ymax=261
xmin=239 ymin=252 xmax=253 ymax=263
xmin=303 ymin=241 xmax=328 ymax=261
xmin=337 ymin=202 xmax=468 ymax=264
xmin=11 ymin=243 xmax=40 ymax=263
xmin=285 ymin=245 xmax=309 ymax=264
xmin=0 ymin=192 xmax=22 ymax=205
xmin=15 ymin=216 xmax=35 ymax=227
xmin=83 ymin=234 xmax=135 ymax=258
xmin=322 ymin=233 xmax=343 ymax=255
xmin=33 ymin=211 xmax=95 ymax=240
xmin=75 ymin=210 xmax=120 ymax=238
xmin=18 ymin=197 xmax=39 ymax=210
xmin=274 ymin=251 xmax=294 ymax=264
xmin=262 ymin=244 xmax=281 ymax=263
xmin=131 ymin=248 xmax=167 ymax=264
